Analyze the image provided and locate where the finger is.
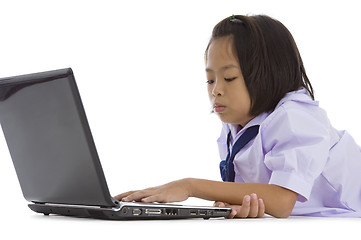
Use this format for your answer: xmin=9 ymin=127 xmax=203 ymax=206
xmin=236 ymin=195 xmax=251 ymax=218
xmin=257 ymin=198 xmax=265 ymax=218
xmin=121 ymin=190 xmax=152 ymax=202
xmin=248 ymin=193 xmax=259 ymax=218
xmin=113 ymin=191 xmax=137 ymax=201
xmin=141 ymin=194 xmax=165 ymax=203
xmin=214 ymin=202 xmax=226 ymax=207
xmin=226 ymin=209 xmax=238 ymax=219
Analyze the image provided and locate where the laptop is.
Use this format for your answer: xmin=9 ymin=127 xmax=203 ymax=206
xmin=0 ymin=68 xmax=231 ymax=220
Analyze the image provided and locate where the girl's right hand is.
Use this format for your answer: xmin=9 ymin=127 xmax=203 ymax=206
xmin=214 ymin=193 xmax=265 ymax=219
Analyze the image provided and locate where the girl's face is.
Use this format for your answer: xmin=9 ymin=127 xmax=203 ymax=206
xmin=206 ymin=36 xmax=254 ymax=127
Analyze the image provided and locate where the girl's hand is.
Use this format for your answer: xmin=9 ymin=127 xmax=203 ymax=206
xmin=214 ymin=193 xmax=265 ymax=218
xmin=114 ymin=179 xmax=192 ymax=203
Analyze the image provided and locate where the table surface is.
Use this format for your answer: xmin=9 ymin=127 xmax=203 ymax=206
xmin=2 ymin=201 xmax=360 ymax=240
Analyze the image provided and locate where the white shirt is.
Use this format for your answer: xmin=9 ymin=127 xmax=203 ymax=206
xmin=217 ymin=88 xmax=361 ymax=217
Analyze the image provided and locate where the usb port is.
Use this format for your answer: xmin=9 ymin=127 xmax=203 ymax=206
xmin=190 ymin=210 xmax=197 ymax=216
xmin=199 ymin=210 xmax=207 ymax=216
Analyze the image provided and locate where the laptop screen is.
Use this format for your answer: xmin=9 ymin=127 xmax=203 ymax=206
xmin=0 ymin=68 xmax=116 ymax=207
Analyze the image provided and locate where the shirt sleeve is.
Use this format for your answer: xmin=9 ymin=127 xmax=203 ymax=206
xmin=262 ymin=102 xmax=331 ymax=202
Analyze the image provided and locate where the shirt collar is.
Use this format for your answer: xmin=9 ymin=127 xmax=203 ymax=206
xmin=223 ymin=112 xmax=269 ymax=141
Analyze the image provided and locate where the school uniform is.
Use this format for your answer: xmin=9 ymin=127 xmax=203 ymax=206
xmin=217 ymin=88 xmax=361 ymax=217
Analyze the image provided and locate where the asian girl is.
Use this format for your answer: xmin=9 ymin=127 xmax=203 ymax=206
xmin=115 ymin=15 xmax=361 ymax=218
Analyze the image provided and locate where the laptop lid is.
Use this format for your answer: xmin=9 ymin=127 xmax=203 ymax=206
xmin=0 ymin=68 xmax=117 ymax=208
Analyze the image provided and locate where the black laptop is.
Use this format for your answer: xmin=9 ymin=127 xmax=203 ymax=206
xmin=0 ymin=68 xmax=231 ymax=220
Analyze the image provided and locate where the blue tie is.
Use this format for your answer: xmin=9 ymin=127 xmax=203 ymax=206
xmin=219 ymin=125 xmax=260 ymax=182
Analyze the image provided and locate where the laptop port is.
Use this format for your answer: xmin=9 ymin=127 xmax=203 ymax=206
xmin=132 ymin=209 xmax=142 ymax=215
xmin=145 ymin=209 xmax=162 ymax=215
xmin=190 ymin=210 xmax=197 ymax=216
xmin=165 ymin=208 xmax=178 ymax=215
xmin=199 ymin=210 xmax=207 ymax=216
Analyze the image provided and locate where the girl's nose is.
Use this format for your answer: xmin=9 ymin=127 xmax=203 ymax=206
xmin=212 ymin=81 xmax=224 ymax=97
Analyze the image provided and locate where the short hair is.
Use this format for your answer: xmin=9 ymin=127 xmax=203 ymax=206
xmin=205 ymin=15 xmax=314 ymax=116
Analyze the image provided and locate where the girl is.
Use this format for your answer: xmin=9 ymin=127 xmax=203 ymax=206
xmin=115 ymin=14 xmax=361 ymax=218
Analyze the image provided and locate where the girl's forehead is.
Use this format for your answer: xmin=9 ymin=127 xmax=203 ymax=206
xmin=206 ymin=36 xmax=239 ymax=68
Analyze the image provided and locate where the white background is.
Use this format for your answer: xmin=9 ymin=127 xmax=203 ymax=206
xmin=0 ymin=0 xmax=360 ymax=239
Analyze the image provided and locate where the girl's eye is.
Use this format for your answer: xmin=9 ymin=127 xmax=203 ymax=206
xmin=225 ymin=77 xmax=236 ymax=82
xmin=206 ymin=80 xmax=214 ymax=84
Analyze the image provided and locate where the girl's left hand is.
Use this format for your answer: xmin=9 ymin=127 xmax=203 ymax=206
xmin=214 ymin=193 xmax=265 ymax=218
xmin=114 ymin=179 xmax=192 ymax=203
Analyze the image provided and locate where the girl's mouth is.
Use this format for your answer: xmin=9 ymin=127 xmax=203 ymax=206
xmin=214 ymin=104 xmax=226 ymax=113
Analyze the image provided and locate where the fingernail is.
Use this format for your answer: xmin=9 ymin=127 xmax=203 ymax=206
xmin=251 ymin=193 xmax=257 ymax=199
xmin=244 ymin=195 xmax=251 ymax=202
xmin=122 ymin=197 xmax=129 ymax=201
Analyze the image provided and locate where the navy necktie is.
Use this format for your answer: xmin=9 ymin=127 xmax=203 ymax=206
xmin=219 ymin=125 xmax=260 ymax=182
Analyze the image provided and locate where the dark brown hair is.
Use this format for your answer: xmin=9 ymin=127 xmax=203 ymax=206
xmin=205 ymin=15 xmax=314 ymax=116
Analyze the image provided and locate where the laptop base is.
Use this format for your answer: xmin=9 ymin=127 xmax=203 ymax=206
xmin=28 ymin=202 xmax=230 ymax=220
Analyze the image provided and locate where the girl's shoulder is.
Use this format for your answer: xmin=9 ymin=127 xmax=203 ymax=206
xmin=261 ymin=88 xmax=331 ymax=136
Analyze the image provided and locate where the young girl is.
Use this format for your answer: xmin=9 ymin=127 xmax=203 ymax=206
xmin=115 ymin=14 xmax=361 ymax=218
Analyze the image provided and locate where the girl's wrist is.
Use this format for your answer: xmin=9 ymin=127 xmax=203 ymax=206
xmin=182 ymin=178 xmax=196 ymax=198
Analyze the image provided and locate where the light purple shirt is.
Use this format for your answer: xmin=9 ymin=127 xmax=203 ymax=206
xmin=217 ymin=88 xmax=361 ymax=217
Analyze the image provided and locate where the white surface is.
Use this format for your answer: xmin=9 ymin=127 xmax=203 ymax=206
xmin=2 ymin=206 xmax=360 ymax=239
xmin=0 ymin=0 xmax=360 ymax=237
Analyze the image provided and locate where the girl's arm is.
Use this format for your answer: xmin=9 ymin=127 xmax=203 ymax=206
xmin=188 ymin=178 xmax=298 ymax=218
xmin=115 ymin=178 xmax=298 ymax=218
